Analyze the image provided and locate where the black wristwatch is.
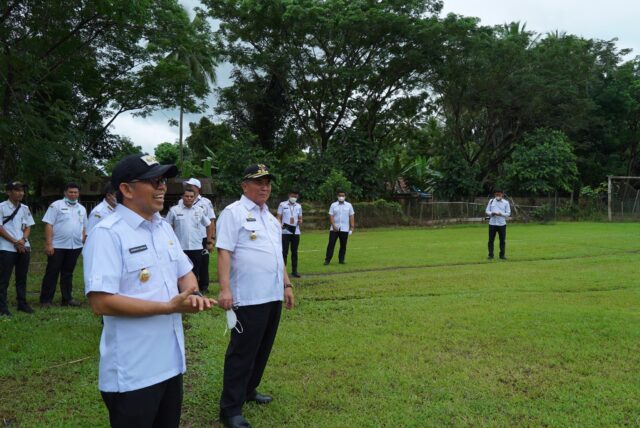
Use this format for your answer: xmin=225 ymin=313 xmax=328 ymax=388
xmin=284 ymin=283 xmax=293 ymax=289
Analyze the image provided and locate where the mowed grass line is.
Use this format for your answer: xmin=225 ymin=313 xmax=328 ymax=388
xmin=1 ymin=222 xmax=639 ymax=427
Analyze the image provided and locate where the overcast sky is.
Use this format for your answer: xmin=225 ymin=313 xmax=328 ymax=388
xmin=111 ymin=0 xmax=640 ymax=155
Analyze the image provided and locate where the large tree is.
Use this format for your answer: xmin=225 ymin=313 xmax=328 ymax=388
xmin=0 ymin=0 xmax=217 ymax=188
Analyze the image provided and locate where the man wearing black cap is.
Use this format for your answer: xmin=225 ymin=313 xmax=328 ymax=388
xmin=216 ymin=164 xmax=295 ymax=428
xmin=0 ymin=181 xmax=36 ymax=316
xmin=485 ymin=190 xmax=511 ymax=260
xmin=83 ymin=154 xmax=216 ymax=428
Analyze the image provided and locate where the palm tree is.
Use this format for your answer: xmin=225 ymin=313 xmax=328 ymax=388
xmin=167 ymin=10 xmax=217 ymax=165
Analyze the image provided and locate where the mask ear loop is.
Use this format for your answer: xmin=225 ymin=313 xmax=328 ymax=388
xmin=223 ymin=310 xmax=244 ymax=335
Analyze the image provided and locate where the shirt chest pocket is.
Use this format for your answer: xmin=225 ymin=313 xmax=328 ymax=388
xmin=123 ymin=251 xmax=155 ymax=293
xmin=242 ymin=221 xmax=263 ymax=241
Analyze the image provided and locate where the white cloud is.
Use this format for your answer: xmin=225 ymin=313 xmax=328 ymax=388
xmin=110 ymin=113 xmax=181 ymax=155
xmin=442 ymin=0 xmax=640 ymax=56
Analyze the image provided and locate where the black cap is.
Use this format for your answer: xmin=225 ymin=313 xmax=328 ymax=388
xmin=111 ymin=154 xmax=178 ymax=188
xmin=6 ymin=181 xmax=27 ymax=191
xmin=242 ymin=164 xmax=276 ymax=181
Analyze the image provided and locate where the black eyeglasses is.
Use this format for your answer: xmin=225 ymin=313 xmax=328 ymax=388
xmin=129 ymin=177 xmax=167 ymax=189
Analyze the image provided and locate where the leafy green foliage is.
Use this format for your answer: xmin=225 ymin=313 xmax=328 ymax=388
xmin=317 ymin=170 xmax=354 ymax=203
xmin=504 ymin=129 xmax=578 ymax=194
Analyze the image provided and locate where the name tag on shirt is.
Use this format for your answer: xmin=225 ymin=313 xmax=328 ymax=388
xmin=128 ymin=245 xmax=148 ymax=254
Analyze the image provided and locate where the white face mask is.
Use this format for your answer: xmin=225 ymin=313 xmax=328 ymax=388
xmin=289 ymin=197 xmax=297 ymax=204
xmin=338 ymin=196 xmax=345 ymax=202
xmin=495 ymin=196 xmax=503 ymax=201
xmin=225 ymin=309 xmax=243 ymax=334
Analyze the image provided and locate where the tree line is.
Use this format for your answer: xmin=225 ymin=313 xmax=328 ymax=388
xmin=2 ymin=0 xmax=638 ymax=201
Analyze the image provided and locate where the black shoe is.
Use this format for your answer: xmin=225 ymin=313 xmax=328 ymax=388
xmin=339 ymin=261 xmax=345 ymax=264
xmin=61 ymin=300 xmax=81 ymax=307
xmin=291 ymin=272 xmax=301 ymax=278
xmin=246 ymin=392 xmax=273 ymax=404
xmin=220 ymin=414 xmax=252 ymax=428
xmin=323 ymin=261 xmax=330 ymax=265
xmin=17 ymin=304 xmax=34 ymax=314
xmin=500 ymin=256 xmax=507 ymax=260
xmin=487 ymin=256 xmax=494 ymax=260
xmin=0 ymin=308 xmax=12 ymax=317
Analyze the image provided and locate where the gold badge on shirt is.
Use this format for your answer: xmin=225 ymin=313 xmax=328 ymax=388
xmin=139 ymin=268 xmax=151 ymax=282
xmin=250 ymin=231 xmax=257 ymax=240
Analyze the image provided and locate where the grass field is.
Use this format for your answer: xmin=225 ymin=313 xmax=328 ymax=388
xmin=1 ymin=222 xmax=639 ymax=427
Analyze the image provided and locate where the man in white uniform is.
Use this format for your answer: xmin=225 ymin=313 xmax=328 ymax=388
xmin=183 ymin=178 xmax=216 ymax=293
xmin=83 ymin=153 xmax=216 ymax=427
xmin=324 ymin=191 xmax=355 ymax=265
xmin=216 ymin=164 xmax=295 ymax=428
xmin=276 ymin=190 xmax=303 ymax=278
xmin=0 ymin=181 xmax=36 ymax=316
xmin=87 ymin=183 xmax=117 ymax=235
xmin=485 ymin=189 xmax=511 ymax=260
xmin=40 ymin=182 xmax=87 ymax=307
xmin=165 ymin=188 xmax=212 ymax=281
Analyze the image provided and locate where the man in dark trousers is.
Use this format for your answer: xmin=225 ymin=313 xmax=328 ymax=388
xmin=40 ymin=182 xmax=87 ymax=307
xmin=324 ymin=191 xmax=355 ymax=265
xmin=216 ymin=164 xmax=295 ymax=428
xmin=0 ymin=181 xmax=36 ymax=316
xmin=485 ymin=189 xmax=511 ymax=260
xmin=277 ymin=190 xmax=303 ymax=278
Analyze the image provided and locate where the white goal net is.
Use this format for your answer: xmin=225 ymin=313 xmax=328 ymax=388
xmin=608 ymin=176 xmax=640 ymax=220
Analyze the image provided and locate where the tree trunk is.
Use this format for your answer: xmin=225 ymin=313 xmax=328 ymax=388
xmin=179 ymin=104 xmax=184 ymax=166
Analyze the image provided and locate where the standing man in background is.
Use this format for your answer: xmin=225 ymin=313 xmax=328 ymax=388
xmin=87 ymin=183 xmax=117 ymax=235
xmin=183 ymin=178 xmax=216 ymax=293
xmin=40 ymin=182 xmax=87 ymax=307
xmin=485 ymin=189 xmax=511 ymax=260
xmin=277 ymin=190 xmax=303 ymax=278
xmin=166 ymin=188 xmax=212 ymax=281
xmin=324 ymin=191 xmax=355 ymax=265
xmin=0 ymin=181 xmax=35 ymax=316
xmin=216 ymin=164 xmax=295 ymax=428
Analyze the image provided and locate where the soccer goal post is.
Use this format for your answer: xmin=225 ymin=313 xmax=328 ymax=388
xmin=608 ymin=176 xmax=640 ymax=221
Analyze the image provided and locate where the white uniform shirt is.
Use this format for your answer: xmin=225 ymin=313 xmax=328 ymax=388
xmin=216 ymin=195 xmax=284 ymax=307
xmin=87 ymin=199 xmax=116 ymax=235
xmin=277 ymin=201 xmax=302 ymax=235
xmin=165 ymin=203 xmax=211 ymax=251
xmin=180 ymin=195 xmax=215 ymax=239
xmin=485 ymin=198 xmax=511 ymax=226
xmin=0 ymin=201 xmax=35 ymax=252
xmin=83 ymin=204 xmax=193 ymax=393
xmin=42 ymin=199 xmax=87 ymax=249
xmin=329 ymin=201 xmax=355 ymax=232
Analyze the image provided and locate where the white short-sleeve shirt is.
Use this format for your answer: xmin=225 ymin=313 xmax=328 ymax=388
xmin=165 ymin=203 xmax=211 ymax=251
xmin=180 ymin=195 xmax=216 ymax=239
xmin=485 ymin=199 xmax=511 ymax=226
xmin=216 ymin=195 xmax=284 ymax=307
xmin=0 ymin=201 xmax=36 ymax=252
xmin=42 ymin=199 xmax=87 ymax=249
xmin=87 ymin=199 xmax=116 ymax=235
xmin=328 ymin=201 xmax=355 ymax=232
xmin=82 ymin=204 xmax=193 ymax=393
xmin=277 ymin=201 xmax=302 ymax=235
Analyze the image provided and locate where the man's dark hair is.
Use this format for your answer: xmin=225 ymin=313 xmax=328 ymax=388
xmin=289 ymin=190 xmax=300 ymax=195
xmin=65 ymin=182 xmax=80 ymax=191
xmin=337 ymin=190 xmax=346 ymax=195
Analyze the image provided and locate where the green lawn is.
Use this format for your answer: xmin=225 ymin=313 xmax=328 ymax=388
xmin=1 ymin=222 xmax=639 ymax=427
